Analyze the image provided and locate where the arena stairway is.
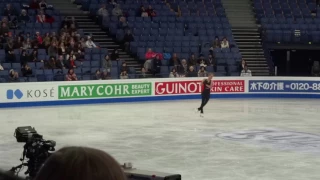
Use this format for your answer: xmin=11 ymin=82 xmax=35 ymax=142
xmin=48 ymin=0 xmax=142 ymax=73
xmin=222 ymin=0 xmax=270 ymax=76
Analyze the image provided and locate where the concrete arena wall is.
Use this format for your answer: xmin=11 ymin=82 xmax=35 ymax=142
xmin=1 ymin=77 xmax=320 ymax=108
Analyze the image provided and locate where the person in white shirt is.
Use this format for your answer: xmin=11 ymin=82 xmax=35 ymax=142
xmin=221 ymin=37 xmax=229 ymax=49
xmin=85 ymin=36 xmax=97 ymax=48
xmin=240 ymin=66 xmax=252 ymax=76
xmin=97 ymin=4 xmax=109 ymax=17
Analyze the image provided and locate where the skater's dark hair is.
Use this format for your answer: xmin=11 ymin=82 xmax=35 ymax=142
xmin=35 ymin=146 xmax=126 ymax=180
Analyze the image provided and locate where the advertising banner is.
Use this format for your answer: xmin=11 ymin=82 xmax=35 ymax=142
xmin=58 ymin=82 xmax=152 ymax=99
xmin=249 ymin=80 xmax=320 ymax=93
xmin=155 ymin=80 xmax=245 ymax=95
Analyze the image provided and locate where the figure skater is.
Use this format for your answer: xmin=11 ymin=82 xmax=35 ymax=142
xmin=196 ymin=73 xmax=214 ymax=117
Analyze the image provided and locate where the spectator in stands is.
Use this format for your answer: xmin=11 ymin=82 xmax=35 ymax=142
xmin=198 ymin=54 xmax=207 ymax=67
xmin=43 ymin=32 xmax=51 ymax=49
xmin=39 ymin=0 xmax=48 ymax=10
xmin=20 ymin=50 xmax=29 ymax=65
xmin=56 ymin=55 xmax=67 ymax=69
xmin=198 ymin=66 xmax=207 ymax=77
xmin=14 ymin=36 xmax=23 ymax=49
xmin=98 ymin=4 xmax=109 ymax=17
xmin=21 ymin=64 xmax=33 ymax=77
xmin=60 ymin=16 xmax=69 ymax=29
xmin=179 ymin=59 xmax=188 ymax=76
xmin=48 ymin=42 xmax=58 ymax=57
xmin=211 ymin=36 xmax=221 ymax=50
xmin=66 ymin=51 xmax=76 ymax=68
xmin=120 ymin=70 xmax=128 ymax=79
xmin=30 ymin=0 xmax=40 ymax=9
xmin=103 ymin=55 xmax=112 ymax=72
xmin=123 ymin=30 xmax=134 ymax=52
xmin=147 ymin=5 xmax=156 ymax=17
xmin=94 ymin=69 xmax=101 ymax=80
xmin=19 ymin=9 xmax=30 ymax=24
xmin=47 ymin=56 xmax=57 ymax=69
xmin=311 ymin=61 xmax=320 ymax=76
xmin=79 ymin=37 xmax=86 ymax=47
xmin=240 ymin=65 xmax=252 ymax=76
xmin=8 ymin=69 xmax=19 ymax=82
xmin=144 ymin=48 xmax=156 ymax=71
xmin=36 ymin=10 xmax=47 ymax=23
xmin=152 ymin=55 xmax=162 ymax=76
xmin=110 ymin=49 xmax=119 ymax=61
xmin=69 ymin=17 xmax=78 ymax=28
xmin=0 ymin=22 xmax=9 ymax=37
xmin=29 ymin=49 xmax=39 ymax=62
xmin=206 ymin=54 xmax=216 ymax=72
xmin=58 ymin=42 xmax=67 ymax=56
xmin=65 ymin=69 xmax=78 ymax=81
xmin=85 ymin=36 xmax=97 ymax=48
xmin=35 ymin=146 xmax=126 ymax=180
xmin=112 ymin=4 xmax=123 ymax=17
xmin=75 ymin=43 xmax=84 ymax=59
xmin=139 ymin=67 xmax=151 ymax=78
xmin=169 ymin=53 xmax=180 ymax=67
xmin=188 ymin=53 xmax=197 ymax=66
xmin=3 ymin=4 xmax=17 ymax=17
xmin=101 ymin=69 xmax=111 ymax=79
xmin=169 ymin=67 xmax=179 ymax=78
xmin=136 ymin=5 xmax=144 ymax=16
xmin=35 ymin=31 xmax=43 ymax=48
xmin=141 ymin=6 xmax=148 ymax=17
xmin=238 ymin=59 xmax=247 ymax=73
xmin=118 ymin=16 xmax=128 ymax=30
xmin=5 ymin=40 xmax=15 ymax=62
xmin=187 ymin=66 xmax=197 ymax=77
xmin=221 ymin=37 xmax=229 ymax=49
xmin=120 ymin=61 xmax=129 ymax=73
xmin=22 ymin=38 xmax=32 ymax=49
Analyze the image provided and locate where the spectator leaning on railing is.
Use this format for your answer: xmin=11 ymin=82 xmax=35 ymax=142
xmin=240 ymin=66 xmax=252 ymax=77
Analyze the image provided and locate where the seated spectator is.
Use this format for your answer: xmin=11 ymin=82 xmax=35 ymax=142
xmin=36 ymin=10 xmax=46 ymax=23
xmin=112 ymin=4 xmax=123 ymax=16
xmin=144 ymin=48 xmax=156 ymax=71
xmin=188 ymin=53 xmax=197 ymax=66
xmin=19 ymin=9 xmax=30 ymax=23
xmin=79 ymin=37 xmax=86 ymax=47
xmin=22 ymin=38 xmax=32 ymax=49
xmin=198 ymin=66 xmax=207 ymax=77
xmin=141 ymin=7 xmax=148 ymax=17
xmin=198 ymin=54 xmax=207 ymax=67
xmin=187 ymin=66 xmax=197 ymax=77
xmin=21 ymin=64 xmax=33 ymax=77
xmin=60 ymin=25 xmax=69 ymax=35
xmin=206 ymin=54 xmax=216 ymax=72
xmin=14 ymin=36 xmax=23 ymax=49
xmin=48 ymin=42 xmax=58 ymax=57
xmin=30 ymin=0 xmax=40 ymax=9
xmin=3 ymin=4 xmax=17 ymax=17
xmin=118 ymin=16 xmax=128 ymax=30
xmin=110 ymin=49 xmax=119 ymax=61
xmin=69 ymin=24 xmax=77 ymax=34
xmin=120 ymin=70 xmax=128 ymax=79
xmin=98 ymin=4 xmax=109 ymax=17
xmin=94 ymin=69 xmax=101 ymax=80
xmin=312 ymin=61 xmax=320 ymax=77
xmin=139 ymin=67 xmax=152 ymax=78
xmin=58 ymin=42 xmax=67 ymax=56
xmin=46 ymin=56 xmax=57 ymax=69
xmin=66 ymin=51 xmax=76 ymax=69
xmin=210 ymin=36 xmax=221 ymax=50
xmin=29 ymin=49 xmax=39 ymax=62
xmin=169 ymin=53 xmax=180 ymax=67
xmin=123 ymin=30 xmax=134 ymax=52
xmin=147 ymin=5 xmax=156 ymax=17
xmin=43 ymin=32 xmax=51 ymax=48
xmin=221 ymin=37 xmax=229 ymax=49
xmin=120 ymin=62 xmax=129 ymax=73
xmin=39 ymin=0 xmax=47 ymax=10
xmin=169 ymin=67 xmax=179 ymax=78
xmin=65 ymin=69 xmax=77 ymax=81
xmin=60 ymin=16 xmax=70 ymax=29
xmin=69 ymin=17 xmax=78 ymax=28
xmin=5 ymin=40 xmax=15 ymax=62
xmin=238 ymin=59 xmax=247 ymax=73
xmin=85 ymin=36 xmax=97 ymax=48
xmin=152 ymin=55 xmax=162 ymax=75
xmin=178 ymin=59 xmax=188 ymax=76
xmin=137 ymin=5 xmax=145 ymax=16
xmin=101 ymin=69 xmax=111 ymax=80
xmin=102 ymin=55 xmax=112 ymax=72
xmin=74 ymin=43 xmax=84 ymax=59
xmin=20 ymin=50 xmax=29 ymax=65
xmin=8 ymin=69 xmax=19 ymax=82
xmin=240 ymin=65 xmax=252 ymax=76
xmin=0 ymin=22 xmax=10 ymax=37
xmin=34 ymin=146 xmax=126 ymax=180
xmin=56 ymin=55 xmax=67 ymax=69
xmin=35 ymin=31 xmax=43 ymax=48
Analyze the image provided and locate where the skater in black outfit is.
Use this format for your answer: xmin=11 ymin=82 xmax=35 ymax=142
xmin=197 ymin=73 xmax=214 ymax=117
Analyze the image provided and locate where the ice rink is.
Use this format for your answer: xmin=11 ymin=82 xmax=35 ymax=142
xmin=1 ymin=99 xmax=320 ymax=180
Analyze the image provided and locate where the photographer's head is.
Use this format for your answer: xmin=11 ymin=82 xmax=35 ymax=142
xmin=35 ymin=146 xmax=126 ymax=180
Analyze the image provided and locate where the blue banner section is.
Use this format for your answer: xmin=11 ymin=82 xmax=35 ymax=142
xmin=249 ymin=80 xmax=320 ymax=93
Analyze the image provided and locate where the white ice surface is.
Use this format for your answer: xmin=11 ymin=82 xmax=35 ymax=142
xmin=1 ymin=99 xmax=320 ymax=180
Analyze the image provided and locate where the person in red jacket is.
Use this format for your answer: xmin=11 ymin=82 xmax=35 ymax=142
xmin=144 ymin=48 xmax=156 ymax=71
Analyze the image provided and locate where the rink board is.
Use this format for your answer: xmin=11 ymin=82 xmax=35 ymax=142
xmin=1 ymin=77 xmax=320 ymax=108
